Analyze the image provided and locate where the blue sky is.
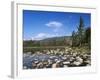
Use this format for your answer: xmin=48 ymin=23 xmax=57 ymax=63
xmin=23 ymin=10 xmax=91 ymax=40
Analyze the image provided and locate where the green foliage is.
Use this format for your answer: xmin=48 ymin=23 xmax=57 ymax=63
xmin=23 ymin=36 xmax=72 ymax=47
xmin=71 ymin=16 xmax=91 ymax=48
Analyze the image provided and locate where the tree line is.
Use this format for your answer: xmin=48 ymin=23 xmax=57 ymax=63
xmin=23 ymin=36 xmax=71 ymax=47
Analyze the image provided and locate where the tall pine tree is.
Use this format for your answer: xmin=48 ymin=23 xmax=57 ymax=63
xmin=77 ymin=16 xmax=85 ymax=46
xmin=71 ymin=16 xmax=85 ymax=47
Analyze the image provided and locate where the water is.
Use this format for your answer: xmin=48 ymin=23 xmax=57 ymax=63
xmin=23 ymin=53 xmax=60 ymax=68
xmin=23 ymin=52 xmax=91 ymax=69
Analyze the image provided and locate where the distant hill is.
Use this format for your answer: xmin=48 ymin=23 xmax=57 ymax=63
xmin=23 ymin=36 xmax=72 ymax=47
xmin=41 ymin=36 xmax=70 ymax=41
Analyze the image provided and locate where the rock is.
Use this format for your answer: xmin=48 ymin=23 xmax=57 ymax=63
xmin=34 ymin=60 xmax=39 ymax=64
xmin=72 ymin=52 xmax=77 ymax=56
xmin=49 ymin=56 xmax=55 ymax=59
xmin=54 ymin=58 xmax=59 ymax=62
xmin=84 ymin=60 xmax=91 ymax=65
xmin=73 ymin=61 xmax=81 ymax=66
xmin=47 ymin=51 xmax=50 ymax=54
xmin=64 ymin=65 xmax=68 ymax=67
xmin=76 ymin=56 xmax=83 ymax=63
xmin=48 ymin=60 xmax=52 ymax=64
xmin=52 ymin=63 xmax=58 ymax=68
xmin=37 ymin=62 xmax=44 ymax=68
xmin=52 ymin=61 xmax=60 ymax=68
xmin=73 ymin=57 xmax=83 ymax=66
xmin=23 ymin=66 xmax=27 ymax=69
xmin=32 ymin=62 xmax=37 ymax=68
xmin=62 ymin=56 xmax=67 ymax=60
xmin=63 ymin=61 xmax=70 ymax=65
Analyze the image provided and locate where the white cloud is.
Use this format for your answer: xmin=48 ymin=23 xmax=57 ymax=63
xmin=45 ymin=21 xmax=63 ymax=28
xmin=45 ymin=21 xmax=63 ymax=32
xmin=31 ymin=33 xmax=59 ymax=40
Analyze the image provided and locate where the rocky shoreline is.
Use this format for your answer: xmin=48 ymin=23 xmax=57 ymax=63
xmin=23 ymin=48 xmax=91 ymax=69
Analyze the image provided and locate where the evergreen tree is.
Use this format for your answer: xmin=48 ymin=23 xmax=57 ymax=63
xmin=72 ymin=31 xmax=76 ymax=46
xmin=85 ymin=27 xmax=91 ymax=48
xmin=71 ymin=16 xmax=85 ymax=47
xmin=77 ymin=16 xmax=85 ymax=46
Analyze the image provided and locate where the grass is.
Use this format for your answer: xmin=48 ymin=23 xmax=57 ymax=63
xmin=23 ymin=45 xmax=90 ymax=55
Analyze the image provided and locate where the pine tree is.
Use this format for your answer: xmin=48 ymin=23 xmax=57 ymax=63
xmin=71 ymin=16 xmax=85 ymax=47
xmin=77 ymin=16 xmax=85 ymax=46
xmin=72 ymin=31 xmax=76 ymax=46
xmin=85 ymin=27 xmax=91 ymax=48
